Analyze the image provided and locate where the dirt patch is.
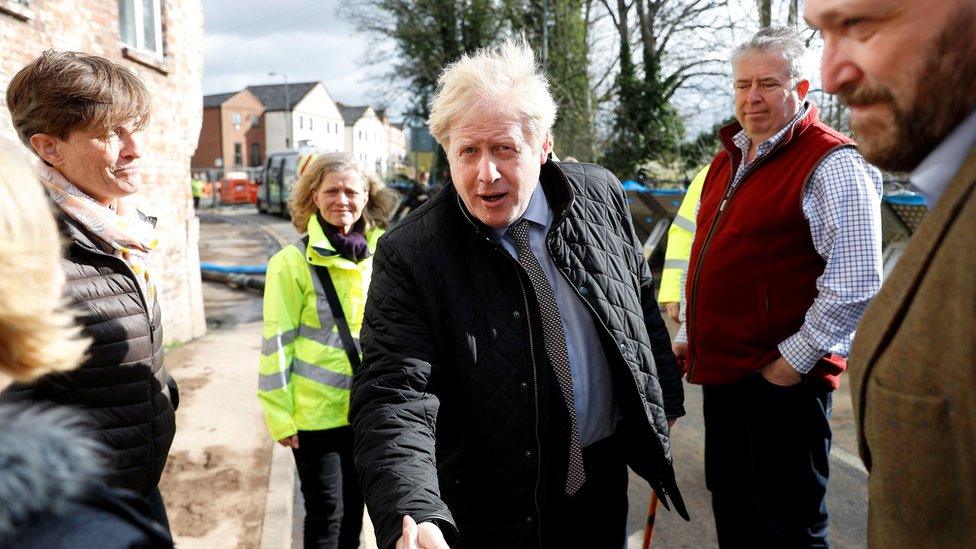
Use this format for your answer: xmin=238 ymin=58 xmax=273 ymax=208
xmin=160 ymin=320 xmax=269 ymax=548
xmin=160 ymin=445 xmax=269 ymax=545
xmin=173 ymin=374 xmax=209 ymax=407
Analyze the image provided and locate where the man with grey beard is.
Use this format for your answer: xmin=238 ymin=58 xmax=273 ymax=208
xmin=806 ymin=0 xmax=976 ymax=546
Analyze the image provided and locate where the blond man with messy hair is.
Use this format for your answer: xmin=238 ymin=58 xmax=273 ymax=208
xmin=427 ymin=36 xmax=556 ymax=152
xmin=351 ymin=38 xmax=686 ymax=548
xmin=0 ymin=142 xmax=88 ymax=384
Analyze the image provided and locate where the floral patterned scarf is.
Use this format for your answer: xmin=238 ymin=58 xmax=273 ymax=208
xmin=38 ymin=164 xmax=160 ymax=312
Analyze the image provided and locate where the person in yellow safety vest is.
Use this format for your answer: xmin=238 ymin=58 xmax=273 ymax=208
xmin=190 ymin=175 xmax=204 ymax=208
xmin=658 ymin=165 xmax=708 ymax=322
xmin=257 ymin=152 xmax=396 ymax=549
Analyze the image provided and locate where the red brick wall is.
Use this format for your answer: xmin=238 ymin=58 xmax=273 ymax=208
xmin=221 ymin=91 xmax=265 ymax=169
xmin=191 ymin=107 xmax=223 ymax=170
xmin=0 ymin=0 xmax=206 ymax=343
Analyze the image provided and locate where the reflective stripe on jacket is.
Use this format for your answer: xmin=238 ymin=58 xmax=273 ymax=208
xmin=257 ymin=215 xmax=382 ymax=440
xmin=658 ymin=166 xmax=707 ymax=304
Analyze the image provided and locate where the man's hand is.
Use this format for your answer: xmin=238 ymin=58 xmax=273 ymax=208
xmin=396 ymin=515 xmax=449 ymax=549
xmin=760 ymin=356 xmax=802 ymax=387
xmin=277 ymin=435 xmax=299 ymax=449
xmin=663 ymin=302 xmax=680 ymax=323
xmin=672 ymin=342 xmax=689 ymax=375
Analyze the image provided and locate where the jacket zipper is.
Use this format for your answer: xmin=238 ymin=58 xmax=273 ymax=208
xmin=686 ymin=152 xmax=765 ymax=381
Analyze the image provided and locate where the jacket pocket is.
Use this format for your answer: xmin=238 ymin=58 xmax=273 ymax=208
xmin=863 ymin=380 xmax=956 ymax=542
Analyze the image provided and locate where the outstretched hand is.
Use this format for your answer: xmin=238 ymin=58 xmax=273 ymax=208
xmin=396 ymin=515 xmax=450 ymax=549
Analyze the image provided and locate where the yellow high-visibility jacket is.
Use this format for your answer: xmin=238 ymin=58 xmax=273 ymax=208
xmin=658 ymin=166 xmax=707 ymax=304
xmin=257 ymin=215 xmax=383 ymax=441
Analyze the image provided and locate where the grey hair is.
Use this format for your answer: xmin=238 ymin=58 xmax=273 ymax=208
xmin=731 ymin=25 xmax=808 ymax=82
xmin=427 ymin=36 xmax=557 ymax=150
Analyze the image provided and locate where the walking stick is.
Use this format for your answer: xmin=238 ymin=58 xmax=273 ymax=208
xmin=642 ymin=490 xmax=660 ymax=549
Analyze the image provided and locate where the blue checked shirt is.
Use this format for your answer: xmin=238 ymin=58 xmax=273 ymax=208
xmin=676 ymin=103 xmax=884 ymax=374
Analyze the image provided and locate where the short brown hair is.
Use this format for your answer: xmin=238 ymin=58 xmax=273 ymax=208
xmin=5 ymin=50 xmax=152 ymax=152
xmin=288 ymin=152 xmax=397 ymax=234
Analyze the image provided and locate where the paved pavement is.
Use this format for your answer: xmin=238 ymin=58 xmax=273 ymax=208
xmin=188 ymin=206 xmax=868 ymax=548
xmin=159 ymin=208 xmax=279 ymax=548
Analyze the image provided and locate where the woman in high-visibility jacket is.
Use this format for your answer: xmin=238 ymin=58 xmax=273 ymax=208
xmin=258 ymin=152 xmax=396 ymax=548
xmin=658 ymin=165 xmax=708 ymax=322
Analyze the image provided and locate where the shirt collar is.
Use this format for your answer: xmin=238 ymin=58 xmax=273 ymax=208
xmin=910 ymin=108 xmax=976 ymax=208
xmin=732 ymin=101 xmax=810 ymax=162
xmin=491 ymin=181 xmax=552 ymax=241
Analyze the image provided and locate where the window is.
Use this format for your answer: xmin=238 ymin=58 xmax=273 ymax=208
xmin=233 ymin=143 xmax=243 ymax=167
xmin=250 ymin=114 xmax=260 ymax=127
xmin=232 ymin=112 xmax=242 ymax=130
xmin=299 ymin=116 xmax=304 ymax=130
xmin=309 ymin=117 xmax=314 ymax=131
xmin=119 ymin=0 xmax=163 ymax=55
xmin=250 ymin=143 xmax=261 ymax=167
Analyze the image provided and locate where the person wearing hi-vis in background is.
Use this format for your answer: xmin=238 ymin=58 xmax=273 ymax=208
xmin=257 ymin=152 xmax=395 ymax=548
xmin=657 ymin=166 xmax=707 ymax=323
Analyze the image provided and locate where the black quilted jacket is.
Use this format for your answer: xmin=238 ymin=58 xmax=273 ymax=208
xmin=1 ymin=215 xmax=178 ymax=497
xmin=351 ymin=160 xmax=687 ymax=549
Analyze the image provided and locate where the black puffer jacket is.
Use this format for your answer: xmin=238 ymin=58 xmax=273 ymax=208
xmin=351 ymin=161 xmax=687 ymax=549
xmin=1 ymin=215 xmax=178 ymax=496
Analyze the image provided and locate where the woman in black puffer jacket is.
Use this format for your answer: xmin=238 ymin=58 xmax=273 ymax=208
xmin=1 ymin=50 xmax=178 ymax=528
xmin=0 ymin=141 xmax=173 ymax=548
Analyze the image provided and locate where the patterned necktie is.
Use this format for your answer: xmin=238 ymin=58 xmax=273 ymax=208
xmin=507 ymin=219 xmax=586 ymax=496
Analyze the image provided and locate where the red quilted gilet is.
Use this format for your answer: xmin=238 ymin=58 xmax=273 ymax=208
xmin=685 ymin=106 xmax=854 ymax=388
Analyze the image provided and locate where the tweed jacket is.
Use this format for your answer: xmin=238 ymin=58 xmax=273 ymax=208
xmin=848 ymin=143 xmax=976 ymax=547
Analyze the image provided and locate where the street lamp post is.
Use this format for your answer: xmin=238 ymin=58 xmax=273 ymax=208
xmin=269 ymin=71 xmax=291 ymax=148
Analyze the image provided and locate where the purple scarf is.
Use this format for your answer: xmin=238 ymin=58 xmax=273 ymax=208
xmin=318 ymin=213 xmax=370 ymax=263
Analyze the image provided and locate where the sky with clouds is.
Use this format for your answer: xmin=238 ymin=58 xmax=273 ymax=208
xmin=202 ymin=0 xmax=399 ymax=116
xmin=202 ymin=1 xmax=823 ymax=137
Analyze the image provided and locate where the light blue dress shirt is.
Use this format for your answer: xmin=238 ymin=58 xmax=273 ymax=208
xmin=911 ymin=109 xmax=976 ymax=208
xmin=493 ymin=183 xmax=617 ymax=447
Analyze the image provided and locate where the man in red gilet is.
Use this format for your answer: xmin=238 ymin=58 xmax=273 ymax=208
xmin=673 ymin=26 xmax=883 ymax=546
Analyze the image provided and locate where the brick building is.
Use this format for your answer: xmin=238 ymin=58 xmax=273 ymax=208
xmin=0 ymin=0 xmax=207 ymax=343
xmin=192 ymin=89 xmax=266 ymax=172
